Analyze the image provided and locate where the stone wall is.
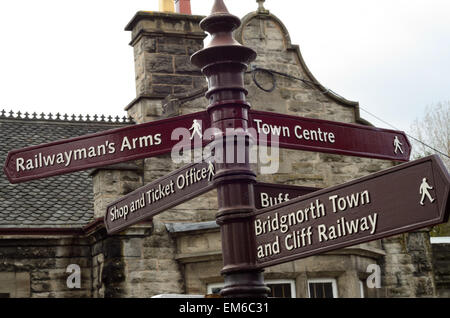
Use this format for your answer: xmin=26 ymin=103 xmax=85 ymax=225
xmin=0 ymin=225 xmax=158 ymax=298
xmin=91 ymin=163 xmax=144 ymax=220
xmin=432 ymin=243 xmax=450 ymax=297
xmin=380 ymin=231 xmax=436 ymax=297
xmin=0 ymin=236 xmax=93 ymax=298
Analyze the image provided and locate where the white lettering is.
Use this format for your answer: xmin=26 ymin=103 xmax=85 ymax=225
xmin=16 ymin=158 xmax=25 ymax=172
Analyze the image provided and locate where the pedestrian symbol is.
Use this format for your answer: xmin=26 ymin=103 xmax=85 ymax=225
xmin=419 ymin=177 xmax=435 ymax=206
xmin=394 ymin=136 xmax=404 ymax=154
xmin=189 ymin=119 xmax=203 ymax=140
xmin=208 ymin=161 xmax=215 ymax=181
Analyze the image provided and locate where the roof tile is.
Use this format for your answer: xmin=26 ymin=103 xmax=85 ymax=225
xmin=0 ymin=117 xmax=130 ymax=228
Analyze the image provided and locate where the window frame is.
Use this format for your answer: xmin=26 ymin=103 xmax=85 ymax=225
xmin=266 ymin=279 xmax=296 ymax=298
xmin=207 ymin=282 xmax=225 ymax=295
xmin=307 ymin=278 xmax=338 ymax=298
xmin=359 ymin=280 xmax=365 ymax=298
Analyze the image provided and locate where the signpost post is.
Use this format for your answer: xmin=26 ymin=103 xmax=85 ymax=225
xmin=190 ymin=0 xmax=270 ymax=298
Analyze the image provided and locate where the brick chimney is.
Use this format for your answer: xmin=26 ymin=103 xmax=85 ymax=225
xmin=175 ymin=0 xmax=192 ymax=14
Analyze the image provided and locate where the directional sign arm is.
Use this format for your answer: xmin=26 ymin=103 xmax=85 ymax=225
xmin=3 ymin=111 xmax=210 ymax=183
xmin=252 ymin=155 xmax=449 ymax=268
xmin=249 ymin=110 xmax=411 ymax=162
xmin=105 ymin=159 xmax=216 ymax=234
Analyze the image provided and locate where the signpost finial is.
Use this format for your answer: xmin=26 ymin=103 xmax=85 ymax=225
xmin=191 ymin=0 xmax=256 ymax=71
xmin=211 ymin=0 xmax=229 ymax=14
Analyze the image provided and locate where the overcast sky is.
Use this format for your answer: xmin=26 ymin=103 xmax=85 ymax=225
xmin=0 ymin=0 xmax=449 ymax=135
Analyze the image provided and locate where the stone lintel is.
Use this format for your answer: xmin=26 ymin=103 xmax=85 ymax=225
xmin=165 ymin=221 xmax=219 ymax=234
xmin=89 ymin=162 xmax=143 ymax=177
xmin=175 ymin=251 xmax=222 ymax=264
xmin=326 ymin=244 xmax=387 ymax=259
xmin=113 ymin=223 xmax=153 ymax=237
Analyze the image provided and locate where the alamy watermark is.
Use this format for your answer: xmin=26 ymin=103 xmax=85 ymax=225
xmin=171 ymin=120 xmax=281 ymax=174
xmin=366 ymin=264 xmax=381 ymax=289
xmin=66 ymin=264 xmax=81 ymax=289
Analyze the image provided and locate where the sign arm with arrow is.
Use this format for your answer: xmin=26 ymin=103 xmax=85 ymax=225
xmin=252 ymin=154 xmax=449 ymax=269
xmin=3 ymin=111 xmax=210 ymax=183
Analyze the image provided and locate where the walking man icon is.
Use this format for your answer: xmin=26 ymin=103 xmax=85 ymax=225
xmin=207 ymin=161 xmax=215 ymax=181
xmin=189 ymin=119 xmax=203 ymax=140
xmin=394 ymin=136 xmax=404 ymax=154
xmin=419 ymin=177 xmax=435 ymax=206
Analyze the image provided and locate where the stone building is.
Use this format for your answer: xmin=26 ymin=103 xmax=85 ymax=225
xmin=0 ymin=1 xmax=448 ymax=298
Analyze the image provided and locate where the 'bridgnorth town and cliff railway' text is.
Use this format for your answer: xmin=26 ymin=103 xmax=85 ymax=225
xmin=254 ymin=189 xmax=378 ymax=259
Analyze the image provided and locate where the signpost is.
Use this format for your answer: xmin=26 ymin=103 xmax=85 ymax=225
xmin=105 ymin=159 xmax=216 ymax=234
xmin=252 ymin=155 xmax=449 ymax=268
xmin=2 ymin=0 xmax=449 ymax=299
xmin=3 ymin=111 xmax=210 ymax=183
xmin=249 ymin=110 xmax=411 ymax=162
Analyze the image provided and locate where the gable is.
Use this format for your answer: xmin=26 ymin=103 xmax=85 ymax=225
xmin=167 ymin=10 xmax=371 ymax=129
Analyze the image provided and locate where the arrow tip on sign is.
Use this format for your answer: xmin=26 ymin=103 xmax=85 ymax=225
xmin=430 ymin=154 xmax=450 ymax=224
xmin=3 ymin=151 xmax=15 ymax=184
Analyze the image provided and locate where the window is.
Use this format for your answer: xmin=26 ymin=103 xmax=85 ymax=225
xmin=207 ymin=279 xmax=296 ymax=298
xmin=267 ymin=279 xmax=296 ymax=298
xmin=307 ymin=279 xmax=338 ymax=298
xmin=0 ymin=272 xmax=31 ymax=298
xmin=207 ymin=283 xmax=224 ymax=296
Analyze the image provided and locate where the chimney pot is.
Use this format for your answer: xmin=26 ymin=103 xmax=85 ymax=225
xmin=175 ymin=0 xmax=192 ymax=15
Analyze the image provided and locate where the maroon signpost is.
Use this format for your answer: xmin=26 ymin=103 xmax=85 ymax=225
xmin=2 ymin=0 xmax=450 ymax=299
xmin=252 ymin=155 xmax=450 ymax=268
xmin=249 ymin=110 xmax=411 ymax=162
xmin=3 ymin=111 xmax=210 ymax=183
xmin=105 ymin=159 xmax=216 ymax=235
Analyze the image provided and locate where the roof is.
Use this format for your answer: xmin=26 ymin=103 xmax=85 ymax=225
xmin=0 ymin=112 xmax=133 ymax=229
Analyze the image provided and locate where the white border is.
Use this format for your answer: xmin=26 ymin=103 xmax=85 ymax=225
xmin=430 ymin=237 xmax=450 ymax=244
xmin=307 ymin=278 xmax=338 ymax=298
